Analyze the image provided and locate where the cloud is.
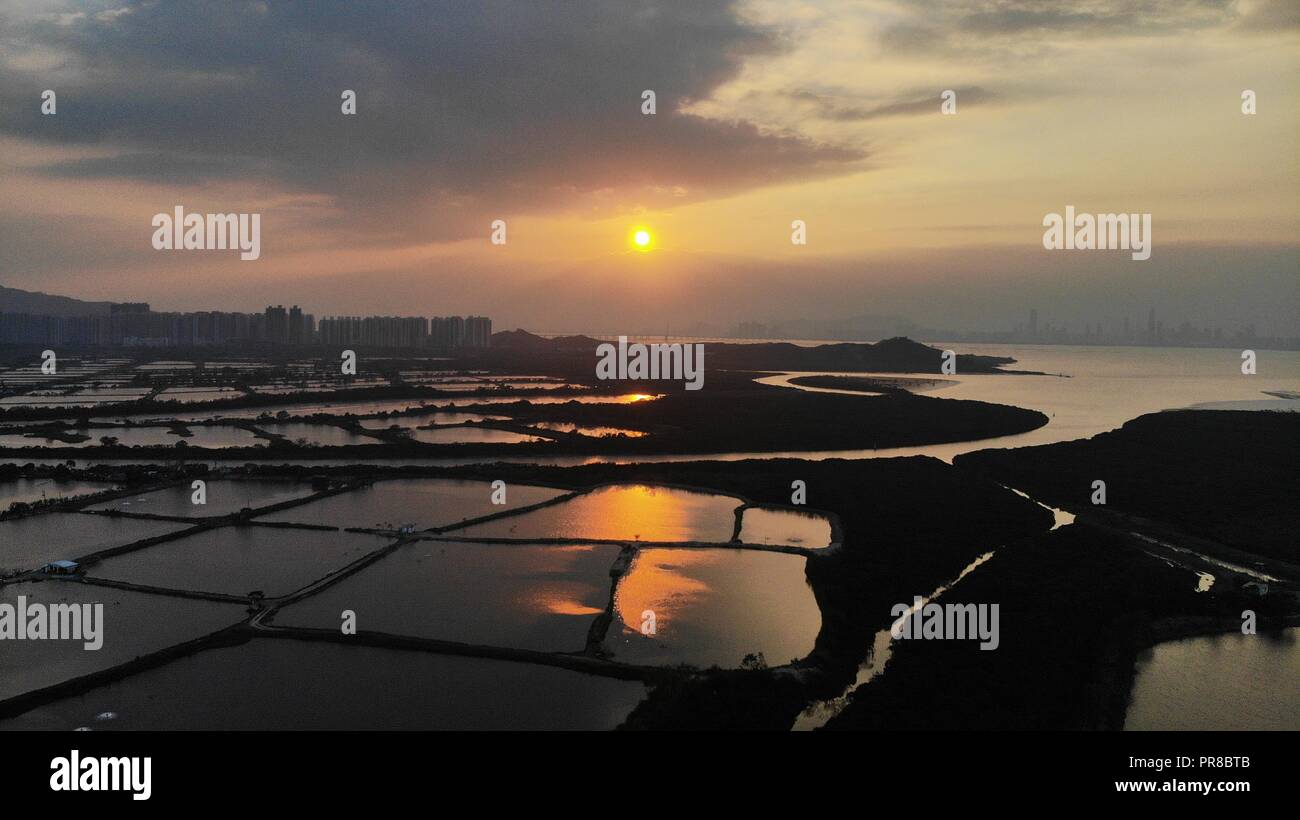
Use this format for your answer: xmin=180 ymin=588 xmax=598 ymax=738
xmin=876 ymin=0 xmax=1243 ymax=56
xmin=1234 ymin=0 xmax=1300 ymax=32
xmin=36 ymin=151 xmax=258 ymax=184
xmin=0 ymin=1 xmax=865 ymax=241
xmin=785 ymin=86 xmax=998 ymax=121
xmin=0 ymin=211 xmax=144 ymax=274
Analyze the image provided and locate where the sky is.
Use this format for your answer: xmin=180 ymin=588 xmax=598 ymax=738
xmin=0 ymin=0 xmax=1297 ymax=335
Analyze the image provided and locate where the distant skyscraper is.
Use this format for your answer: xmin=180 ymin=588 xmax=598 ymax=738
xmin=465 ymin=315 xmax=492 ymax=348
xmin=289 ymin=305 xmax=304 ymax=344
xmin=430 ymin=315 xmax=464 ymax=349
xmin=265 ymin=305 xmax=288 ymax=343
xmin=0 ymin=301 xmax=485 ymax=350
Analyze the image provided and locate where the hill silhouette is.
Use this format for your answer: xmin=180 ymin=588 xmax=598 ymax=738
xmin=488 ymin=330 xmax=1017 ymax=374
xmin=0 ymin=285 xmax=115 ymax=317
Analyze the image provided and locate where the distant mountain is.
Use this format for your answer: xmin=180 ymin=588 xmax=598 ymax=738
xmin=0 ymin=285 xmax=115 ymax=317
xmin=490 ymin=329 xmax=548 ymax=348
xmin=493 ymin=330 xmax=1017 ymax=374
xmin=706 ymin=336 xmax=1016 ymax=373
xmin=490 ymin=329 xmax=605 ymax=349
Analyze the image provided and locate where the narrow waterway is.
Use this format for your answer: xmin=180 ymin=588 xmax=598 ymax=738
xmin=792 ymin=551 xmax=997 ymax=731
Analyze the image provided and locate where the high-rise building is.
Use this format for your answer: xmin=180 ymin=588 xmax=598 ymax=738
xmin=429 ymin=316 xmax=468 ymax=350
xmin=465 ymin=316 xmax=492 ymax=348
xmin=0 ymin=304 xmax=486 ymax=350
xmin=288 ymin=305 xmax=304 ymax=344
xmin=265 ymin=305 xmax=289 ymax=343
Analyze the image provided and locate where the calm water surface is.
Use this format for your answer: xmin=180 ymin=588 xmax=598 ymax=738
xmin=530 ymin=422 xmax=647 ymax=438
xmin=253 ymin=422 xmax=379 ymax=447
xmin=0 ymin=640 xmax=646 ymax=731
xmin=89 ymin=527 xmax=386 ymax=597
xmin=1124 ymin=628 xmax=1300 ymax=730
xmin=358 ymin=412 xmax=505 ymax=428
xmin=0 ymin=478 xmax=115 ymax=510
xmin=1 ymin=513 xmax=187 ymax=574
xmin=0 ymin=580 xmax=245 ymax=701
xmin=738 ymin=507 xmax=833 ymax=548
xmin=407 ymin=426 xmax=543 ymax=444
xmin=449 ymin=484 xmax=741 ymax=543
xmin=604 ymin=548 xmax=821 ymax=669
xmin=255 ymin=478 xmax=566 ymax=530
xmin=276 ymin=540 xmax=619 ymax=652
xmin=88 ymin=479 xmax=315 ymax=517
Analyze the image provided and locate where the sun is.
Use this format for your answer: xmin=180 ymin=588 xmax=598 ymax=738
xmin=629 ymin=227 xmax=654 ymax=252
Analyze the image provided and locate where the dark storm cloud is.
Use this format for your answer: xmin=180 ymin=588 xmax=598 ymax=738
xmin=0 ymin=1 xmax=864 ymax=238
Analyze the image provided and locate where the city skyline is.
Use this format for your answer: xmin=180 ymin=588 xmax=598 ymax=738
xmin=0 ymin=292 xmax=492 ymax=349
xmin=1 ymin=280 xmax=1295 ymax=351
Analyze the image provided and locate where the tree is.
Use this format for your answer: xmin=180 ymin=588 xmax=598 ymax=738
xmin=740 ymin=652 xmax=767 ymax=671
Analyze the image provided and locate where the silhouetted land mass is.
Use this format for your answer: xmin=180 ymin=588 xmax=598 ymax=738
xmin=0 ymin=285 xmax=114 ymax=317
xmin=491 ymin=331 xmax=1019 ymax=374
xmin=956 ymin=410 xmax=1300 ymax=563
xmin=819 ymin=410 xmax=1300 ymax=730
xmin=0 ymin=373 xmax=1049 ymax=458
xmin=492 ymin=376 xmax=1046 ymax=455
xmin=787 ymin=375 xmax=956 ymax=394
xmin=822 ymin=524 xmax=1292 ymax=731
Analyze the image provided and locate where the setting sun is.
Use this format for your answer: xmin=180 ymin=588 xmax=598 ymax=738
xmin=631 ymin=227 xmax=653 ymax=251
